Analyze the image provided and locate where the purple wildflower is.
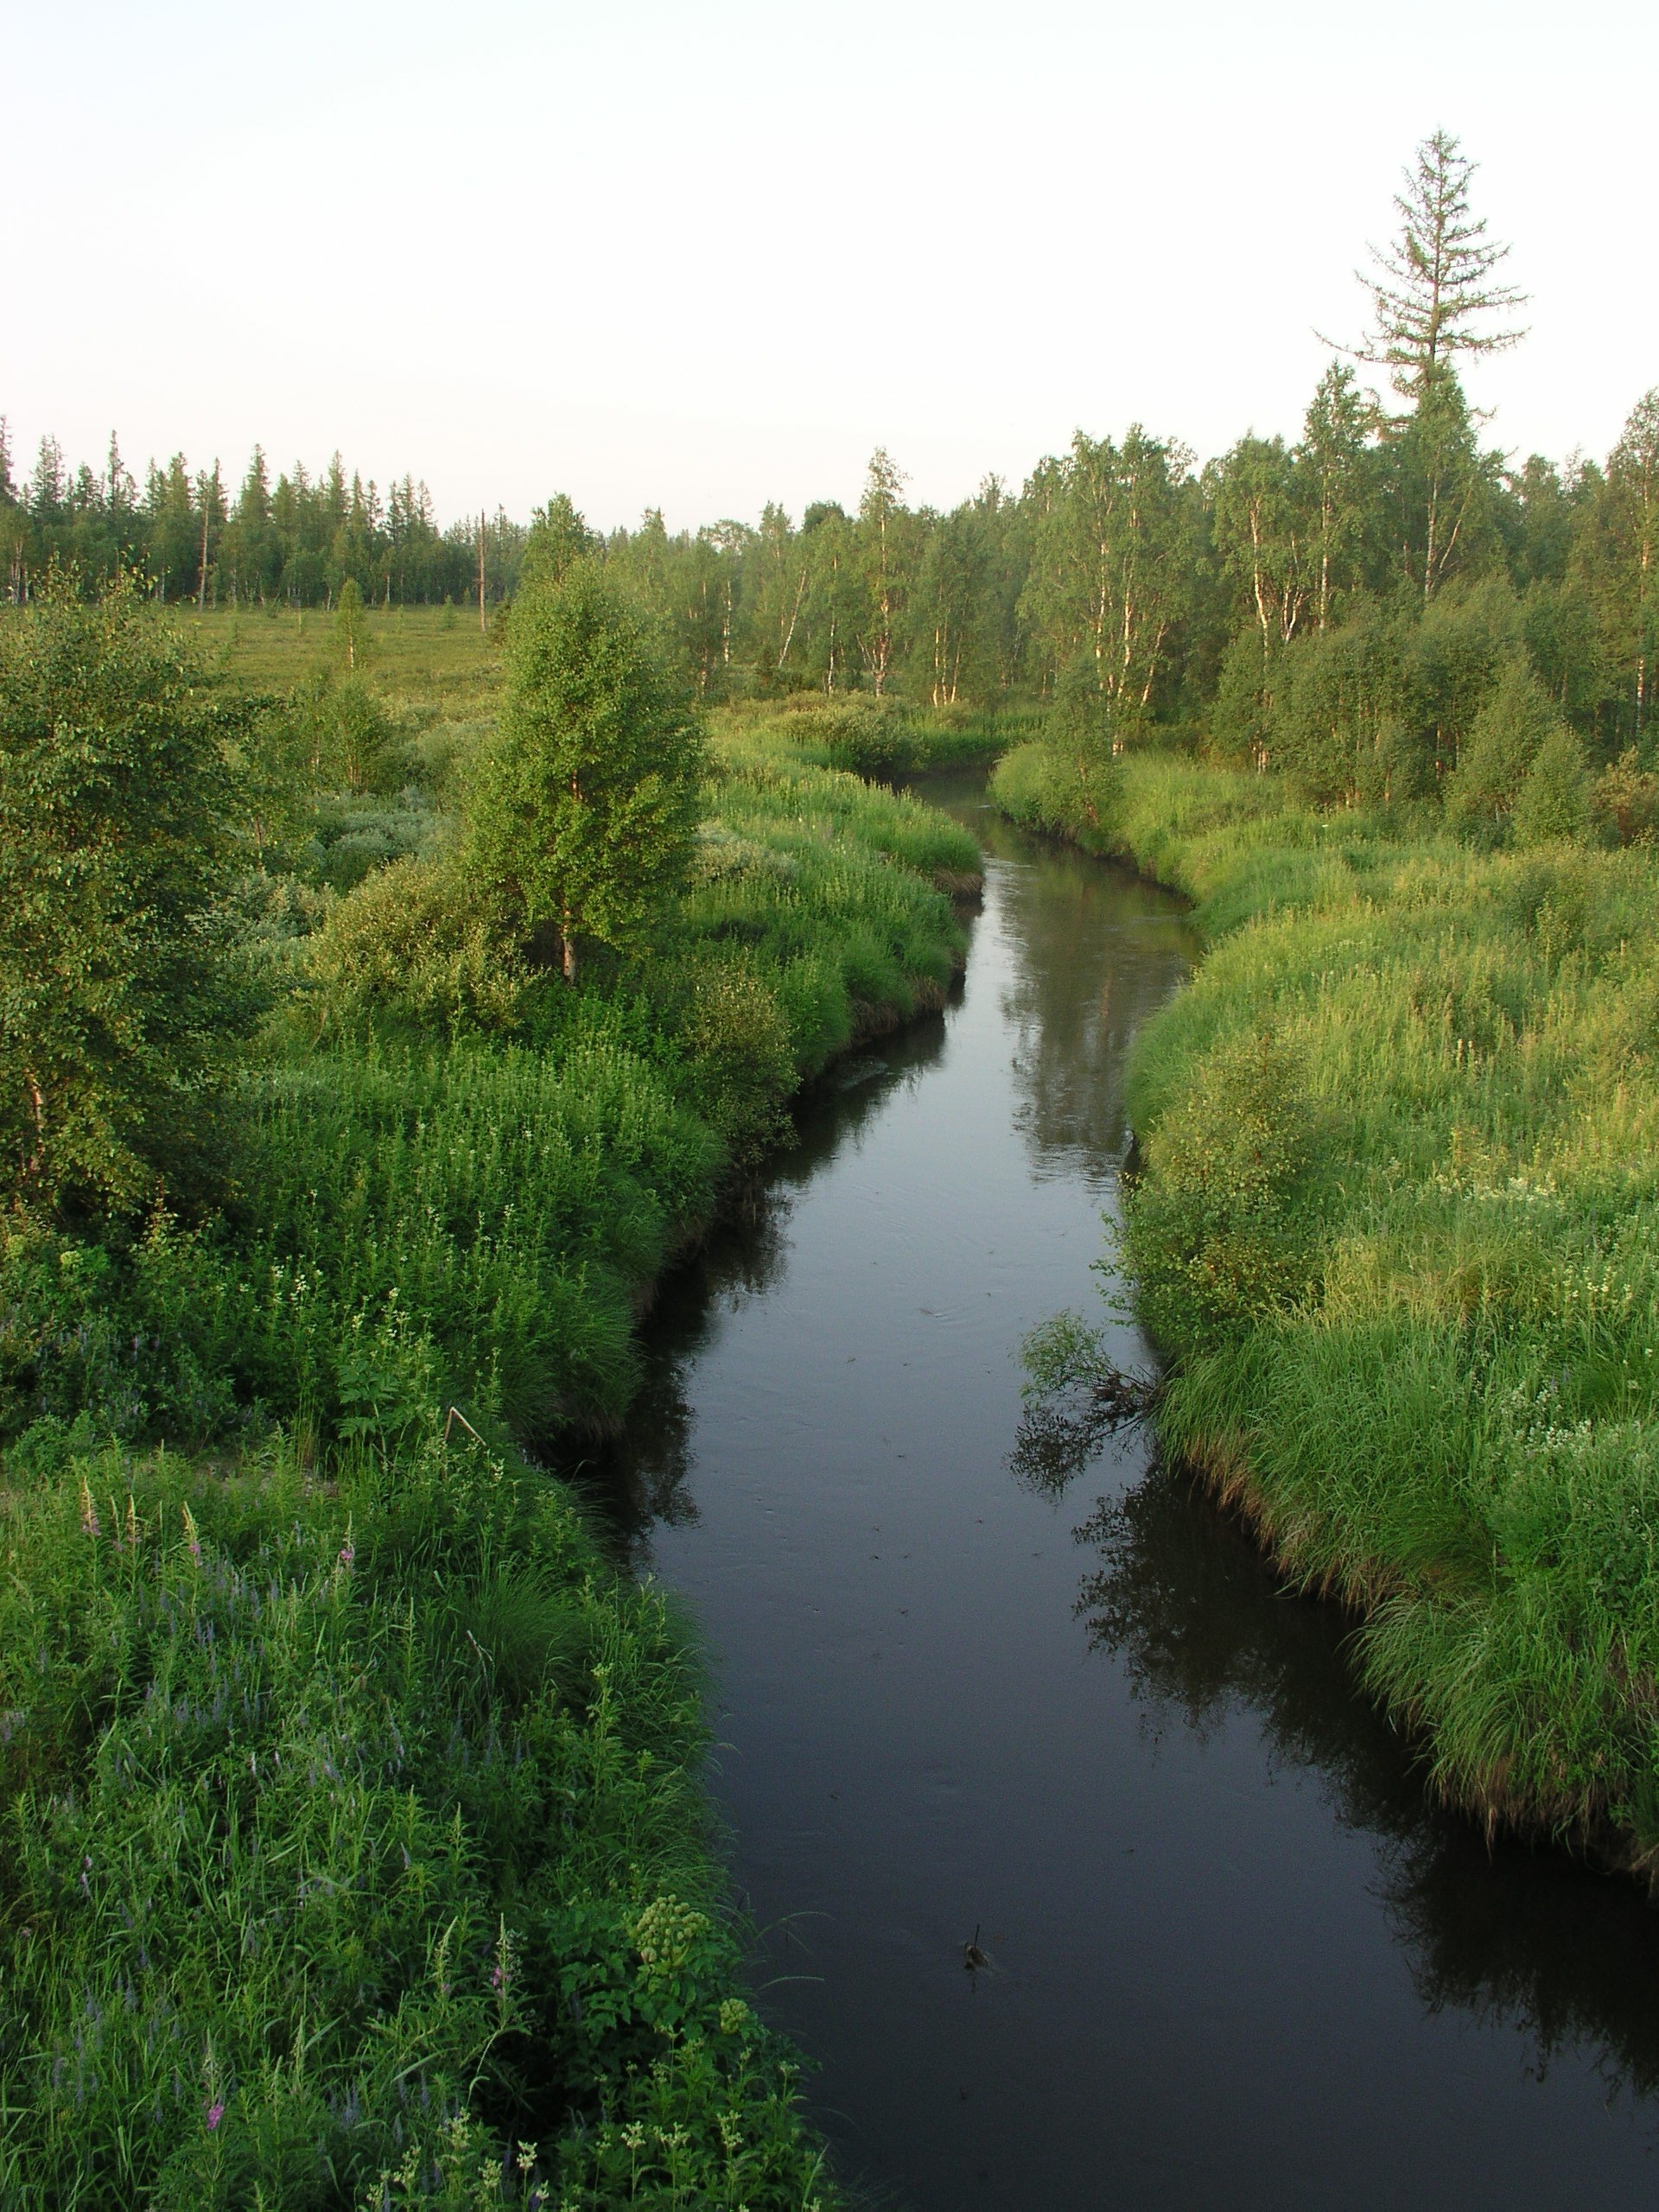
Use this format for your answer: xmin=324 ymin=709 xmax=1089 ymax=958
xmin=206 ymin=2099 xmax=225 ymax=2131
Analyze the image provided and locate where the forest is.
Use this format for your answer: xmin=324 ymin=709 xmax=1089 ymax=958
xmin=4 ymin=124 xmax=1659 ymax=2208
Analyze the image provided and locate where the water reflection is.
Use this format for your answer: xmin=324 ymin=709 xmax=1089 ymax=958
xmin=578 ymin=774 xmax=1659 ymax=2203
xmin=590 ymin=1009 xmax=953 ymax=1550
xmin=973 ymin=803 xmax=1194 ymax=1180
xmin=1058 ymin=1433 xmax=1659 ymax=2108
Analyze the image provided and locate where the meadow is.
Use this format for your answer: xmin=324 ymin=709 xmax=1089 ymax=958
xmin=995 ymin=740 xmax=1659 ymax=1872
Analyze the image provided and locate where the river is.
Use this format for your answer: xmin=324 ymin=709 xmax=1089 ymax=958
xmin=597 ymin=773 xmax=1659 ymax=2209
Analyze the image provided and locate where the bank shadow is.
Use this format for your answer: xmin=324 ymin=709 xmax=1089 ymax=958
xmin=1060 ymin=1433 xmax=1659 ymax=2107
xmin=572 ymin=1008 xmax=954 ymax=1548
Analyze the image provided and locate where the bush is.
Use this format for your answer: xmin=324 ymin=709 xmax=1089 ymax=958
xmin=0 ymin=577 xmax=252 ymax=1219
xmin=1128 ymin=1030 xmax=1316 ymax=1338
xmin=307 ymin=854 xmax=531 ymax=1036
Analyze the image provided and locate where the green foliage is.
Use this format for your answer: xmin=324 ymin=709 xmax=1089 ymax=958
xmin=1512 ymin=723 xmax=1593 ymax=847
xmin=668 ymin=953 xmax=797 ymax=1166
xmin=1445 ymin=658 xmax=1564 ymax=829
xmin=0 ymin=576 xmax=251 ymax=1219
xmin=988 ymin=723 xmax=1120 ymax=855
xmin=1594 ymin=749 xmax=1659 ymax=846
xmin=0 ymin=636 xmax=977 ymax=2202
xmin=307 ymin=855 xmax=531 ymax=1036
xmin=333 ymin=573 xmax=369 ymax=670
xmin=0 ymin=1435 xmax=836 ymax=2209
xmin=519 ymin=492 xmax=601 ymax=593
xmin=1128 ymin=1031 xmax=1315 ymax=1338
xmin=472 ymin=566 xmax=708 ymax=979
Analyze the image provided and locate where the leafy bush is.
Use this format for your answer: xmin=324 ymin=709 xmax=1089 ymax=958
xmin=307 ymin=855 xmax=532 ymax=1036
xmin=1128 ymin=1031 xmax=1316 ymax=1338
xmin=1512 ymin=724 xmax=1593 ymax=847
xmin=0 ymin=578 xmax=253 ymax=1219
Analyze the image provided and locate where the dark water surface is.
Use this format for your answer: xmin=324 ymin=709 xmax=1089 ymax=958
xmin=600 ymin=778 xmax=1659 ymax=2209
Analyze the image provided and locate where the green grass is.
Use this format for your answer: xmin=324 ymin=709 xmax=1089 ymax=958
xmin=0 ymin=1427 xmax=834 ymax=2207
xmin=999 ymin=741 xmax=1659 ymax=1873
xmin=175 ymin=603 xmax=504 ymax=716
xmin=721 ymin=697 xmax=1027 ymax=782
xmin=0 ymin=659 xmax=982 ymax=2204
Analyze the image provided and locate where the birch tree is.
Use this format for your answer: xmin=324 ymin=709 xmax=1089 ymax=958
xmin=1022 ymin=427 xmax=1195 ymax=728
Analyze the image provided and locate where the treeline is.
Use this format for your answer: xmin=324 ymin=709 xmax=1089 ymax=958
xmin=0 ymin=431 xmax=526 ymax=612
xmin=5 ymin=386 xmax=1655 ymax=775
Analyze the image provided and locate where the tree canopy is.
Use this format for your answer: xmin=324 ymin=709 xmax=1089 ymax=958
xmin=470 ymin=563 xmax=707 ymax=982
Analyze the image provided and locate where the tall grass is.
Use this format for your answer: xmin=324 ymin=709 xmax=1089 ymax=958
xmin=717 ymin=696 xmax=1014 ymax=781
xmin=0 ymin=1428 xmax=835 ymax=2207
xmin=1001 ymin=743 xmax=1659 ymax=1870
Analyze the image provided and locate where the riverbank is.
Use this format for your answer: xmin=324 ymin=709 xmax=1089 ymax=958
xmin=0 ymin=676 xmax=976 ymax=2202
xmin=991 ymin=741 xmax=1659 ymax=1875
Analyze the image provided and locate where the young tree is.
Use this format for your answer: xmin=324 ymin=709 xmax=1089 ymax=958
xmin=1511 ymin=724 xmax=1592 ymax=846
xmin=520 ymin=493 xmax=600 ymax=592
xmin=1351 ymin=130 xmax=1528 ymax=403
xmin=1445 ymin=658 xmax=1562 ymax=827
xmin=1299 ymin=364 xmax=1373 ymax=627
xmin=470 ymin=565 xmax=706 ymax=983
xmin=855 ymin=448 xmax=912 ymax=696
xmin=0 ymin=575 xmax=249 ymax=1217
xmin=334 ymin=575 xmax=368 ymax=670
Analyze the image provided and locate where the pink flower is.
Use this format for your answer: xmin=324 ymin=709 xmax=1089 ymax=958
xmin=206 ymin=2100 xmax=225 ymax=2131
xmin=338 ymin=1542 xmax=355 ymax=1570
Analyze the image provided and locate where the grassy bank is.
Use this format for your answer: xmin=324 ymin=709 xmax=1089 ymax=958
xmin=995 ymin=741 xmax=1659 ymax=1874
xmin=0 ymin=607 xmax=979 ymax=2204
xmin=0 ymin=1431 xmax=830 ymax=2206
xmin=719 ymin=696 xmax=1035 ymax=782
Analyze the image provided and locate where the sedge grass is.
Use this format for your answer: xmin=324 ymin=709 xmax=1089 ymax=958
xmin=999 ymin=741 xmax=1659 ymax=1871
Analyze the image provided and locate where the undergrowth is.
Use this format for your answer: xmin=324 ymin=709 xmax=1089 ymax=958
xmin=0 ymin=1426 xmax=832 ymax=2207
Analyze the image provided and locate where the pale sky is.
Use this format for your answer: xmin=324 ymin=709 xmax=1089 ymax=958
xmin=6 ymin=0 xmax=1655 ymax=533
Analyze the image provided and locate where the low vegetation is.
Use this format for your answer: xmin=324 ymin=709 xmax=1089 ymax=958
xmin=0 ymin=571 xmax=975 ymax=2204
xmin=1003 ymin=743 xmax=1659 ymax=1872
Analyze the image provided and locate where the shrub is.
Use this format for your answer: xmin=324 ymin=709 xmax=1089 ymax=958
xmin=0 ymin=576 xmax=252 ymax=1219
xmin=307 ymin=854 xmax=531 ymax=1036
xmin=1128 ymin=1029 xmax=1316 ymax=1338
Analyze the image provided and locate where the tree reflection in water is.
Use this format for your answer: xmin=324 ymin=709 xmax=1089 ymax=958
xmin=574 ymin=1014 xmax=952 ymax=1556
xmin=1026 ymin=1378 xmax=1659 ymax=2106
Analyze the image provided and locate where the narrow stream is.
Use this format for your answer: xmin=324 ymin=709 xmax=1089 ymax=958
xmin=599 ymin=776 xmax=1659 ymax=2209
